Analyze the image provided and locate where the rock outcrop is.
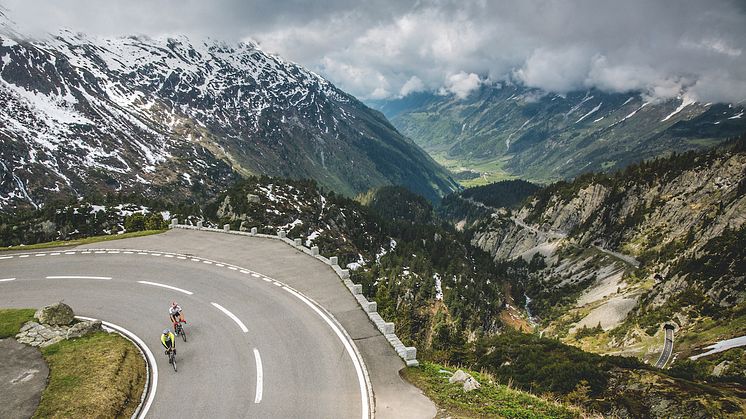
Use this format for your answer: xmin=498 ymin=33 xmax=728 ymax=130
xmin=34 ymin=303 xmax=74 ymax=326
xmin=448 ymin=369 xmax=482 ymax=392
xmin=17 ymin=303 xmax=103 ymax=347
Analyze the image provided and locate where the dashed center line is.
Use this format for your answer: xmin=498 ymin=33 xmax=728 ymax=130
xmin=46 ymin=275 xmax=112 ymax=280
xmin=211 ymin=302 xmax=248 ymax=333
xmin=137 ymin=281 xmax=194 ymax=295
xmin=0 ymin=256 xmax=13 ymax=260
xmin=0 ymin=278 xmax=16 ymax=282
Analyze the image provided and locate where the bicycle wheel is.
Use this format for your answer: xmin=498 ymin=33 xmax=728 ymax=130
xmin=180 ymin=326 xmax=187 ymax=342
xmin=171 ymin=352 xmax=177 ymax=372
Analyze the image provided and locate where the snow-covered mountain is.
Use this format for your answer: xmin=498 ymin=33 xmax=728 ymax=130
xmin=372 ymin=84 xmax=746 ymax=184
xmin=0 ymin=13 xmax=457 ymax=210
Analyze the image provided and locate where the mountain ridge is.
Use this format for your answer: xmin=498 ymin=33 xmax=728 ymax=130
xmin=0 ymin=19 xmax=457 ymax=210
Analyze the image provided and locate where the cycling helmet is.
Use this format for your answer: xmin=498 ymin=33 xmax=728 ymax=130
xmin=171 ymin=301 xmax=178 ymax=307
xmin=162 ymin=329 xmax=170 ymax=335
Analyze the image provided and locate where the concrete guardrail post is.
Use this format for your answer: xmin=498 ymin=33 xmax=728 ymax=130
xmin=329 ymin=256 xmax=338 ymax=266
xmin=294 ymin=238 xmax=302 ymax=246
xmin=383 ymin=322 xmax=395 ymax=335
xmin=366 ymin=301 xmax=377 ymax=313
xmin=311 ymin=246 xmax=319 ymax=256
xmin=278 ymin=231 xmax=287 ymax=239
xmin=196 ymin=221 xmax=203 ymax=229
xmin=351 ymin=284 xmax=363 ymax=295
xmin=171 ymin=218 xmax=178 ymax=227
xmin=250 ymin=227 xmax=257 ymax=236
xmin=223 ymin=224 xmax=230 ymax=232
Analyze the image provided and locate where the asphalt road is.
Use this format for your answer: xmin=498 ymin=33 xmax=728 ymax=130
xmin=0 ymin=249 xmax=365 ymax=418
xmin=655 ymin=327 xmax=674 ymax=368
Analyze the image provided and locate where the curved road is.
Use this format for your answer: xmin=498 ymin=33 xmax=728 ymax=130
xmin=654 ymin=326 xmax=674 ymax=368
xmin=0 ymin=249 xmax=368 ymax=418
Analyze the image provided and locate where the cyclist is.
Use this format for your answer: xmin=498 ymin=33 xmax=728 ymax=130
xmin=169 ymin=301 xmax=186 ymax=331
xmin=161 ymin=329 xmax=176 ymax=356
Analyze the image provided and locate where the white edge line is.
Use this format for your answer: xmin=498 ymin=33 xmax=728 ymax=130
xmin=0 ymin=256 xmax=14 ymax=260
xmin=211 ymin=302 xmax=249 ymax=333
xmin=75 ymin=316 xmax=157 ymax=419
xmin=283 ymin=287 xmax=370 ymax=419
xmin=253 ymin=348 xmax=263 ymax=403
xmin=45 ymin=276 xmax=112 ymax=280
xmin=0 ymin=278 xmax=16 ymax=282
xmin=137 ymin=281 xmax=194 ymax=295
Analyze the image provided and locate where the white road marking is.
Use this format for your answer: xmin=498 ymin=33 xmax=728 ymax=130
xmin=151 ymin=253 xmax=162 ymax=257
xmin=251 ymin=273 xmax=260 ymax=278
xmin=177 ymin=256 xmax=186 ymax=260
xmin=164 ymin=254 xmax=174 ymax=258
xmin=65 ymin=252 xmax=76 ymax=255
xmin=240 ymin=270 xmax=250 ymax=274
xmin=283 ymin=287 xmax=371 ymax=419
xmin=253 ymin=348 xmax=263 ymax=403
xmin=137 ymin=281 xmax=194 ymax=295
xmin=228 ymin=267 xmax=238 ymax=271
xmin=124 ymin=251 xmax=134 ymax=254
xmin=50 ymin=252 xmax=61 ymax=256
xmin=203 ymin=260 xmax=213 ymax=264
xmin=45 ymin=276 xmax=112 ymax=280
xmin=35 ymin=254 xmax=46 ymax=257
xmin=108 ymin=251 xmax=120 ymax=254
xmin=95 ymin=251 xmax=106 ymax=254
xmin=0 ymin=278 xmax=16 ymax=282
xmin=191 ymin=258 xmax=200 ymax=262
xmin=76 ymin=316 xmax=157 ymax=419
xmin=273 ymin=282 xmax=282 ymax=287
xmin=0 ymin=256 xmax=13 ymax=260
xmin=19 ymin=255 xmax=29 ymax=258
xmin=211 ymin=302 xmax=248 ymax=333
xmin=215 ymin=263 xmax=224 ymax=267
xmin=262 ymin=278 xmax=271 ymax=283
xmin=81 ymin=251 xmax=91 ymax=254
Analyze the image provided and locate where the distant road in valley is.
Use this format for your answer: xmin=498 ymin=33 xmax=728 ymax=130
xmin=655 ymin=326 xmax=675 ymax=368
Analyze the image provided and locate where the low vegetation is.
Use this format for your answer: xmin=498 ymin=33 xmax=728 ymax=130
xmin=35 ymin=332 xmax=146 ymax=418
xmin=0 ymin=308 xmax=36 ymax=337
xmin=403 ymin=362 xmax=580 ymax=418
xmin=0 ymin=229 xmax=166 ymax=252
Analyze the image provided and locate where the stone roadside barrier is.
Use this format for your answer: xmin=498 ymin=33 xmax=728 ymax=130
xmin=170 ymin=219 xmax=419 ymax=366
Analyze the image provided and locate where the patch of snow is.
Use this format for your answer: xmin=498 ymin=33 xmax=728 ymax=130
xmin=661 ymin=95 xmax=696 ymax=122
xmin=434 ymin=273 xmax=443 ymax=300
xmin=576 ymin=102 xmax=603 ymax=123
xmin=728 ymin=111 xmax=743 ymax=119
xmin=691 ymin=335 xmax=746 ymax=360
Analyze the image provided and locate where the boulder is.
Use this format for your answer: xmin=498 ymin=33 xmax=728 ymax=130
xmin=712 ymin=361 xmax=731 ymax=377
xmin=34 ymin=303 xmax=74 ymax=326
xmin=247 ymin=194 xmax=260 ymax=203
xmin=66 ymin=320 xmax=103 ymax=339
xmin=463 ymin=376 xmax=481 ymax=392
xmin=449 ymin=369 xmax=470 ymax=384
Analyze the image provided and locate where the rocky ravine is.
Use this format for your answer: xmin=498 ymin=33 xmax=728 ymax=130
xmin=461 ymin=143 xmax=746 ymax=355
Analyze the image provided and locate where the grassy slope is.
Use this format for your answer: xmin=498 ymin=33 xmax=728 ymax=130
xmin=35 ymin=332 xmax=146 ymax=418
xmin=0 ymin=308 xmax=36 ymax=337
xmin=403 ymin=362 xmax=581 ymax=418
xmin=0 ymin=229 xmax=166 ymax=252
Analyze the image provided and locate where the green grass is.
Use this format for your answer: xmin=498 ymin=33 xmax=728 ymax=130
xmin=0 ymin=229 xmax=166 ymax=252
xmin=402 ymin=362 xmax=581 ymax=418
xmin=0 ymin=308 xmax=36 ymax=338
xmin=34 ymin=332 xmax=147 ymax=419
xmin=432 ymin=153 xmax=516 ymax=187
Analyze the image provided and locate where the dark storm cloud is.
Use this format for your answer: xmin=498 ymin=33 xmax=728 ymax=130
xmin=3 ymin=0 xmax=746 ymax=102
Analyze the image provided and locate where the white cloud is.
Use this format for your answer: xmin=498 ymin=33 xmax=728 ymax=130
xmin=2 ymin=0 xmax=746 ymax=103
xmin=399 ymin=76 xmax=425 ymax=96
xmin=441 ymin=72 xmax=482 ymax=99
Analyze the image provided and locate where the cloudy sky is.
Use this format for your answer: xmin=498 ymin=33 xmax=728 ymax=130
xmin=3 ymin=0 xmax=746 ymax=103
